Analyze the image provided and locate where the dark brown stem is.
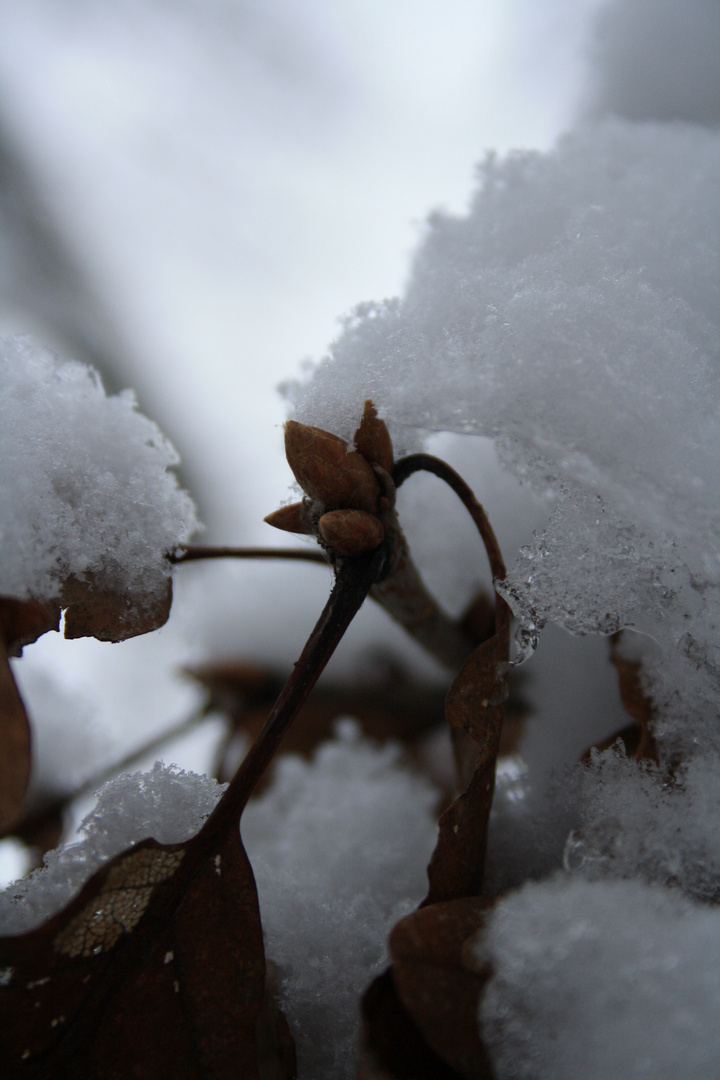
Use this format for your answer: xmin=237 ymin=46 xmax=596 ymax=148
xmin=170 ymin=545 xmax=327 ymax=565
xmin=369 ymin=511 xmax=475 ymax=671
xmin=393 ymin=454 xmax=506 ymax=582
xmin=206 ymin=543 xmax=389 ymax=830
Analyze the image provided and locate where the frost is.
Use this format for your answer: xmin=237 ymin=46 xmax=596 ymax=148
xmin=241 ymin=720 xmax=439 ymax=1080
xmin=0 ymin=762 xmax=225 ymax=934
xmin=290 ymin=119 xmax=720 ymax=753
xmin=0 ymin=336 xmax=199 ymax=604
xmin=479 ymin=876 xmax=720 ymax=1080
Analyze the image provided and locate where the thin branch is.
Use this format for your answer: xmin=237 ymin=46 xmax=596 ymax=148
xmin=170 ymin=545 xmax=327 ymax=566
xmin=207 ymin=544 xmax=389 ymax=828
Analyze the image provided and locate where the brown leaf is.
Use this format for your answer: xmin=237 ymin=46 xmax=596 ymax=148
xmin=256 ymin=962 xmax=297 ymax=1080
xmin=0 ymin=598 xmax=61 ymax=658
xmin=61 ymin=573 xmax=173 ymax=642
xmin=188 ymin=659 xmax=448 ymax=786
xmin=0 ymin=635 xmax=33 ymax=835
xmin=357 ymin=969 xmax=466 ymax=1080
xmin=0 ymin=806 xmax=288 ymax=1079
xmin=610 ymin=633 xmax=658 ymax=762
xmin=389 ymin=897 xmax=496 ymax=1079
xmin=0 ymin=597 xmax=60 ymax=836
xmin=579 ymin=635 xmax=659 ymax=765
xmin=353 ymin=400 xmax=394 ymax=474
xmin=0 ymin=545 xmax=388 ymax=1079
xmin=424 ymin=597 xmax=511 ymax=904
xmin=284 ymin=420 xmax=379 ymax=512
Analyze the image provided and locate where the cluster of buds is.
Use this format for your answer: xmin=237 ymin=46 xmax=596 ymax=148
xmin=265 ymin=401 xmax=395 ymax=560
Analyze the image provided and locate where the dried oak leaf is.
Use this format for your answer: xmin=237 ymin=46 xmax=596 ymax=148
xmin=357 ymin=606 xmax=509 ymax=1079
xmin=0 ymin=598 xmax=61 ymax=835
xmin=580 ymin=633 xmax=658 ymax=764
xmin=189 ymin=658 xmax=448 ymax=786
xmin=387 ymin=896 xmax=496 ymax=1079
xmin=60 ymin=572 xmax=173 ymax=642
xmin=0 ymin=547 xmax=392 ymax=1080
xmin=0 ymin=793 xmax=293 ymax=1079
xmin=0 ymin=633 xmax=34 ymax=836
xmin=357 ymin=969 xmax=465 ymax=1080
xmin=424 ymin=596 xmax=511 ymax=904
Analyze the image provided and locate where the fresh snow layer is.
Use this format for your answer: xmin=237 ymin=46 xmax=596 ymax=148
xmin=566 ymin=747 xmax=720 ymax=905
xmin=241 ymin=720 xmax=439 ymax=1080
xmin=0 ymin=763 xmax=226 ymax=935
xmin=479 ymin=876 xmax=720 ymax=1080
xmin=0 ymin=336 xmax=198 ymax=604
xmin=289 ymin=118 xmax=720 ymax=755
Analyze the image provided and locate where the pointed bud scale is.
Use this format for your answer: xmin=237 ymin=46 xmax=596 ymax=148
xmin=353 ymin=400 xmax=394 ymax=473
xmin=318 ymin=509 xmax=385 ymax=557
xmin=263 ymin=502 xmax=312 ymax=535
xmin=284 ymin=421 xmax=379 ymax=512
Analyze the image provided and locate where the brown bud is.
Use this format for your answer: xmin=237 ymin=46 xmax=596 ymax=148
xmin=284 ymin=421 xmax=379 ymax=512
xmin=318 ymin=509 xmax=385 ymax=557
xmin=353 ymin=399 xmax=394 ymax=473
xmin=263 ymin=502 xmax=312 ymax=535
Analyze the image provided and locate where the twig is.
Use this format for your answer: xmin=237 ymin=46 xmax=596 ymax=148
xmin=392 ymin=454 xmax=506 ymax=582
xmin=209 ymin=544 xmax=390 ymax=826
xmin=169 ymin=545 xmax=326 ymax=565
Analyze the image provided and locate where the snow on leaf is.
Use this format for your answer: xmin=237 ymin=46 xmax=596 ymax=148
xmin=424 ymin=598 xmax=511 ymax=904
xmin=0 ymin=337 xmax=198 ymax=637
xmin=0 ymin=822 xmax=277 ymax=1080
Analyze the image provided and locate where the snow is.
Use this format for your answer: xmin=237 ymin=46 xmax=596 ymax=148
xmin=279 ymin=1 xmax=720 ymax=1071
xmin=0 ymin=336 xmax=198 ymax=605
xmin=565 ymin=746 xmax=720 ymax=905
xmin=478 ymin=875 xmax=720 ymax=1080
xmin=241 ymin=720 xmax=439 ymax=1080
xmin=289 ymin=117 xmax=720 ymax=758
xmin=0 ymin=763 xmax=225 ymax=935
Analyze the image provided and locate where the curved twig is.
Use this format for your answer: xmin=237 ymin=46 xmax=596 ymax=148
xmin=393 ymin=454 xmax=506 ymax=582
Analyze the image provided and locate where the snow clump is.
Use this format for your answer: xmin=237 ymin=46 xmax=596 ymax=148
xmin=0 ymin=762 xmax=225 ymax=935
xmin=0 ymin=336 xmax=198 ymax=605
xmin=289 ymin=118 xmax=720 ymax=755
xmin=478 ymin=875 xmax=720 ymax=1080
xmin=241 ymin=720 xmax=439 ymax=1080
